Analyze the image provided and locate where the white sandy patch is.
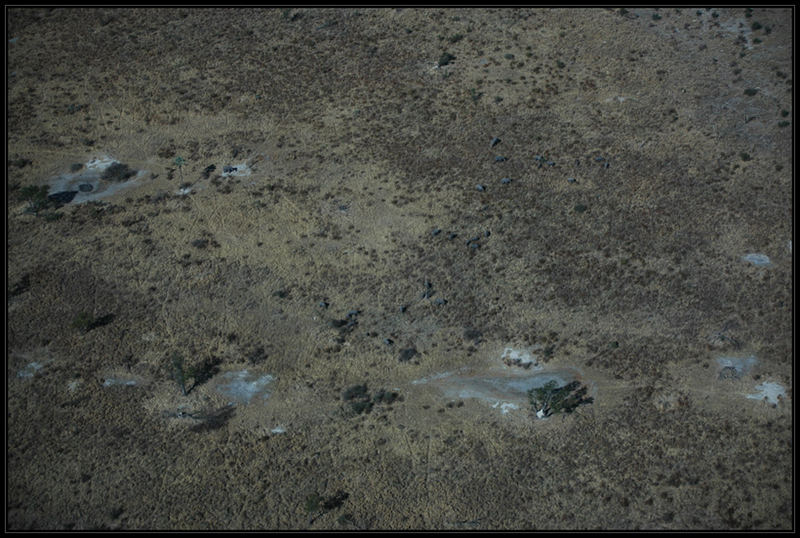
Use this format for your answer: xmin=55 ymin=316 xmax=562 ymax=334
xmin=716 ymin=355 xmax=758 ymax=376
xmin=491 ymin=401 xmax=520 ymax=414
xmin=103 ymin=377 xmax=138 ymax=387
xmin=17 ymin=361 xmax=45 ymax=378
xmin=746 ymin=382 xmax=787 ymax=405
xmin=501 ymin=346 xmax=543 ymax=369
xmin=215 ymin=370 xmax=274 ymax=404
xmin=742 ymin=253 xmax=771 ymax=266
xmin=220 ymin=163 xmax=252 ymax=178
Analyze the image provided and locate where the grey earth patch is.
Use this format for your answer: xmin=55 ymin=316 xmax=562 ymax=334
xmin=214 ymin=370 xmax=275 ymax=405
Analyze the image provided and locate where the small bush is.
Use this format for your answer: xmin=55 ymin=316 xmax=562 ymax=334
xmin=341 ymin=384 xmax=399 ymax=416
xmin=342 ymin=384 xmax=368 ymax=401
xmin=438 ymin=52 xmax=455 ymax=66
xmin=102 ymin=162 xmax=137 ymax=182
xmin=529 ymin=380 xmax=594 ymax=418
xmin=19 ymin=185 xmax=50 ymax=214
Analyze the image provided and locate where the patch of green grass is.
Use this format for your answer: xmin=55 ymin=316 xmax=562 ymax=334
xmin=305 ymin=493 xmax=322 ymax=514
xmin=43 ymin=212 xmax=63 ymax=222
xmin=71 ymin=312 xmax=96 ymax=333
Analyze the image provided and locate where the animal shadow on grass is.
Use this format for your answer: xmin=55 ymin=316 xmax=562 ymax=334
xmin=71 ymin=312 xmax=115 ymax=333
xmin=88 ymin=313 xmax=115 ymax=330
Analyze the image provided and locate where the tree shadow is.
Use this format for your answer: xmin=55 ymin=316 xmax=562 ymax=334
xmin=188 ymin=356 xmax=222 ymax=393
xmin=189 ymin=404 xmax=236 ymax=433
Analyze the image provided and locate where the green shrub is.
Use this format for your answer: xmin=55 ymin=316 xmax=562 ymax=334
xmin=528 ymin=380 xmax=594 ymax=418
xmin=19 ymin=185 xmax=51 ymax=214
xmin=341 ymin=384 xmax=399 ymax=416
xmin=438 ymin=52 xmax=455 ymax=66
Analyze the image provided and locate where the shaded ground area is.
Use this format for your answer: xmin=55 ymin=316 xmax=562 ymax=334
xmin=7 ymin=7 xmax=792 ymax=530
